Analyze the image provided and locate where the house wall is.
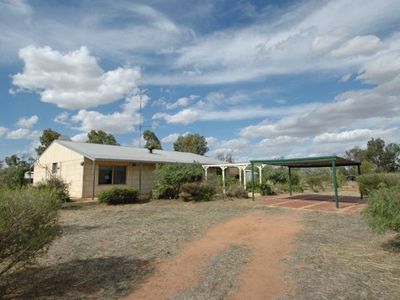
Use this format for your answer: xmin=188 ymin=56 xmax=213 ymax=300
xmin=82 ymin=158 xmax=156 ymax=198
xmin=33 ymin=142 xmax=85 ymax=198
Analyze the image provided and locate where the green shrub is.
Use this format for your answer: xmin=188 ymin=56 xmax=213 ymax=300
xmin=260 ymin=183 xmax=272 ymax=196
xmin=153 ymin=163 xmax=204 ymax=199
xmin=226 ymin=185 xmax=249 ymax=198
xmin=304 ymin=175 xmax=325 ymax=192
xmin=98 ymin=187 xmax=139 ymax=205
xmin=363 ymin=185 xmax=400 ymax=234
xmin=263 ymin=168 xmax=300 ymax=185
xmin=180 ymin=182 xmax=215 ymax=201
xmin=0 ymin=187 xmax=60 ymax=276
xmin=37 ymin=177 xmax=70 ymax=203
xmin=358 ymin=173 xmax=400 ymax=196
xmin=246 ymin=182 xmax=260 ymax=193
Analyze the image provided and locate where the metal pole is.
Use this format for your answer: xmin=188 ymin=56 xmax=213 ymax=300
xmin=288 ymin=167 xmax=292 ymax=196
xmin=92 ymin=159 xmax=96 ymax=200
xmin=251 ymin=163 xmax=255 ymax=201
xmin=258 ymin=166 xmax=262 ymax=185
xmin=222 ymin=167 xmax=226 ymax=195
xmin=357 ymin=164 xmax=363 ymax=199
xmin=138 ymin=88 xmax=142 ymax=195
xmin=332 ymin=159 xmax=339 ymax=208
xmin=238 ymin=166 xmax=242 ymax=186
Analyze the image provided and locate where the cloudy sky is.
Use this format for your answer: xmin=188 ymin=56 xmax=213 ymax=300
xmin=1 ymin=0 xmax=400 ymax=162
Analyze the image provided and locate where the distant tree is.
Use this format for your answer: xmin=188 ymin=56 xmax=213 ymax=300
xmin=0 ymin=154 xmax=33 ymax=188
xmin=216 ymin=152 xmax=234 ymax=163
xmin=143 ymin=130 xmax=162 ymax=151
xmin=87 ymin=130 xmax=118 ymax=145
xmin=36 ymin=129 xmax=61 ymax=156
xmin=173 ymin=134 xmax=208 ymax=155
xmin=345 ymin=138 xmax=400 ymax=172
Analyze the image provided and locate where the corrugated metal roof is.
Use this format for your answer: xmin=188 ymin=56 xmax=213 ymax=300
xmin=55 ymin=140 xmax=223 ymax=165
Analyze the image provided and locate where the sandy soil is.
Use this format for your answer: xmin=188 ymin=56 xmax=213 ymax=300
xmin=125 ymin=210 xmax=302 ymax=300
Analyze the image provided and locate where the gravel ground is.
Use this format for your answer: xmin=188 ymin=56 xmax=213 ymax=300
xmin=0 ymin=199 xmax=258 ymax=299
xmin=284 ymin=211 xmax=400 ymax=300
xmin=171 ymin=244 xmax=250 ymax=300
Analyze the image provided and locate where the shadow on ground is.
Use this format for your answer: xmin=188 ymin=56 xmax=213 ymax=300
xmin=381 ymin=234 xmax=400 ymax=253
xmin=0 ymin=256 xmax=154 ymax=299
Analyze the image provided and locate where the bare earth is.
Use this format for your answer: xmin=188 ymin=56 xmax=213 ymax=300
xmin=126 ymin=210 xmax=302 ymax=300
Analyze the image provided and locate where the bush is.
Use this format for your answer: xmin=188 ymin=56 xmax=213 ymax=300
xmin=358 ymin=173 xmax=400 ymax=196
xmin=260 ymin=183 xmax=272 ymax=196
xmin=363 ymin=185 xmax=400 ymax=234
xmin=226 ymin=185 xmax=249 ymax=198
xmin=153 ymin=163 xmax=204 ymax=199
xmin=0 ymin=187 xmax=60 ymax=276
xmin=263 ymin=168 xmax=300 ymax=185
xmin=98 ymin=187 xmax=139 ymax=205
xmin=37 ymin=177 xmax=70 ymax=203
xmin=304 ymin=175 xmax=325 ymax=192
xmin=180 ymin=182 xmax=215 ymax=201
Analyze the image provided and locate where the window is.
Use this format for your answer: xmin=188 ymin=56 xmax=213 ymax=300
xmin=98 ymin=166 xmax=126 ymax=185
xmin=52 ymin=163 xmax=58 ymax=174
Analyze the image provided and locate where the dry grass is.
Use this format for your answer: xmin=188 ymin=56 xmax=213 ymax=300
xmin=1 ymin=198 xmax=399 ymax=299
xmin=284 ymin=211 xmax=400 ymax=300
xmin=0 ymin=199 xmax=257 ymax=299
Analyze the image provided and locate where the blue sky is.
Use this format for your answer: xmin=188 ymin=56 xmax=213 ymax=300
xmin=1 ymin=0 xmax=400 ymax=162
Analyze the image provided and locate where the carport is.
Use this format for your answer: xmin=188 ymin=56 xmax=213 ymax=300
xmin=250 ymin=156 xmax=362 ymax=208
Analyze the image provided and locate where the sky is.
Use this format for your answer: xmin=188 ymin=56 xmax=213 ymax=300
xmin=1 ymin=0 xmax=400 ymax=162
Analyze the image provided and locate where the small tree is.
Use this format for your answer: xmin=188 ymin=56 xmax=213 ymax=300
xmin=143 ymin=130 xmax=162 ymax=152
xmin=173 ymin=134 xmax=208 ymax=155
xmin=36 ymin=129 xmax=61 ymax=156
xmin=0 ymin=187 xmax=61 ymax=276
xmin=153 ymin=163 xmax=204 ymax=199
xmin=87 ymin=130 xmax=118 ymax=145
xmin=0 ymin=154 xmax=33 ymax=189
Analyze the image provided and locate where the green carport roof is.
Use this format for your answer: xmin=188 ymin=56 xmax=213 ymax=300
xmin=250 ymin=156 xmax=361 ymax=168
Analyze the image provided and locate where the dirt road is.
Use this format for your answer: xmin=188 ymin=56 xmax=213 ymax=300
xmin=125 ymin=210 xmax=302 ymax=299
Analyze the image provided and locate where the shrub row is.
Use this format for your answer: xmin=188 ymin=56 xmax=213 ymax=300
xmin=363 ymin=185 xmax=400 ymax=234
xmin=358 ymin=173 xmax=400 ymax=196
xmin=180 ymin=182 xmax=216 ymax=201
xmin=37 ymin=177 xmax=70 ymax=203
xmin=98 ymin=187 xmax=139 ymax=205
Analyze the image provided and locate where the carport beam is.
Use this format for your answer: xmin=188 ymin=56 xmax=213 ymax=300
xmin=332 ymin=159 xmax=339 ymax=208
xmin=288 ymin=167 xmax=292 ymax=196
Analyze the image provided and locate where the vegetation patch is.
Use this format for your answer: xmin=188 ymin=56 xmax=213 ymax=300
xmin=358 ymin=173 xmax=400 ymax=196
xmin=285 ymin=212 xmax=400 ymax=300
xmin=98 ymin=187 xmax=139 ymax=205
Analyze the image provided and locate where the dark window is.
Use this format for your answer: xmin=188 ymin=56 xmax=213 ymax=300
xmin=98 ymin=166 xmax=126 ymax=185
xmin=52 ymin=163 xmax=58 ymax=174
xmin=113 ymin=166 xmax=126 ymax=184
xmin=99 ymin=166 xmax=113 ymax=184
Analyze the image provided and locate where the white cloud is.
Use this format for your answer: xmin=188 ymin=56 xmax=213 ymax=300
xmin=16 ymin=115 xmax=38 ymax=128
xmin=54 ymin=112 xmax=70 ymax=125
xmin=153 ymin=102 xmax=319 ymax=125
xmin=339 ymin=73 xmax=352 ymax=82
xmin=314 ymin=128 xmax=395 ymax=144
xmin=0 ymin=126 xmax=8 ymax=137
xmin=330 ymin=35 xmax=385 ymax=58
xmin=161 ymin=132 xmax=190 ymax=143
xmin=6 ymin=128 xmax=39 ymax=140
xmin=144 ymin=0 xmax=400 ymax=85
xmin=12 ymin=46 xmax=140 ymax=109
xmin=166 ymin=95 xmax=198 ymax=110
xmin=357 ymin=52 xmax=400 ymax=84
xmin=69 ymin=93 xmax=149 ymax=135
xmin=70 ymin=132 xmax=87 ymax=142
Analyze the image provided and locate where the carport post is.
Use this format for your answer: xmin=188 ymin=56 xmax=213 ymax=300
xmin=357 ymin=164 xmax=363 ymax=199
xmin=92 ymin=159 xmax=96 ymax=200
xmin=251 ymin=163 xmax=255 ymax=201
xmin=332 ymin=159 xmax=339 ymax=208
xmin=288 ymin=167 xmax=292 ymax=196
